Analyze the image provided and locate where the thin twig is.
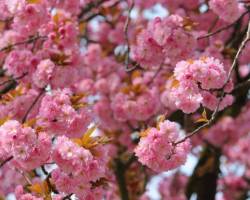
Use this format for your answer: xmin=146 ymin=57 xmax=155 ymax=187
xmin=175 ymin=20 xmax=250 ymax=145
xmin=22 ymin=88 xmax=45 ymax=123
xmin=198 ymin=10 xmax=249 ymax=40
xmin=148 ymin=62 xmax=164 ymax=86
xmin=0 ymin=73 xmax=27 ymax=87
xmin=41 ymin=165 xmax=49 ymax=175
xmin=0 ymin=80 xmax=17 ymax=95
xmin=16 ymin=168 xmax=32 ymax=185
xmin=208 ymin=16 xmax=219 ymax=33
xmin=62 ymin=193 xmax=73 ymax=200
xmin=124 ymin=0 xmax=135 ymax=72
xmin=225 ymin=23 xmax=250 ymax=86
xmin=0 ymin=35 xmax=47 ymax=52
xmin=80 ymin=0 xmax=123 ymax=23
xmin=78 ymin=0 xmax=107 ymax=19
xmin=0 ymin=156 xmax=13 ymax=168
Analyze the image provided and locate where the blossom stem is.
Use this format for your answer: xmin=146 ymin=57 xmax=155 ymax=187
xmin=22 ymin=88 xmax=45 ymax=123
xmin=0 ymin=156 xmax=13 ymax=168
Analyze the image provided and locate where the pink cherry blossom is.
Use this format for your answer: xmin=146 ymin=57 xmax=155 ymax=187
xmin=209 ymin=0 xmax=244 ymax=23
xmin=38 ymin=89 xmax=92 ymax=137
xmin=169 ymin=57 xmax=234 ymax=113
xmin=53 ymin=136 xmax=106 ymax=181
xmin=0 ymin=163 xmax=24 ymax=196
xmin=32 ymin=59 xmax=55 ymax=88
xmin=159 ymin=173 xmax=187 ymax=200
xmin=3 ymin=50 xmax=37 ymax=79
xmin=132 ymin=15 xmax=197 ymax=68
xmin=135 ymin=120 xmax=190 ymax=172
xmin=219 ymin=175 xmax=248 ymax=200
xmin=0 ymin=120 xmax=51 ymax=170
xmin=12 ymin=2 xmax=49 ymax=36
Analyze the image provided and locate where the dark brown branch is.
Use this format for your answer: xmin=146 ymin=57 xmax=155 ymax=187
xmin=0 ymin=79 xmax=17 ymax=95
xmin=0 ymin=156 xmax=13 ymax=168
xmin=233 ymin=79 xmax=250 ymax=94
xmin=114 ymin=158 xmax=130 ymax=200
xmin=44 ymin=173 xmax=59 ymax=194
xmin=80 ymin=0 xmax=123 ymax=23
xmin=0 ymin=73 xmax=27 ymax=87
xmin=83 ymin=12 xmax=101 ymax=22
xmin=0 ymin=73 xmax=28 ymax=97
xmin=62 ymin=193 xmax=73 ymax=200
xmin=124 ymin=153 xmax=137 ymax=168
xmin=41 ymin=165 xmax=49 ymax=175
xmin=78 ymin=0 xmax=107 ymax=19
xmin=185 ymin=146 xmax=221 ymax=200
xmin=239 ymin=0 xmax=250 ymax=3
xmin=0 ymin=69 xmax=6 ymax=77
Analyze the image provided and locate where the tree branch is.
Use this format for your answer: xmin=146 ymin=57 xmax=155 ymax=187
xmin=233 ymin=79 xmax=250 ymax=94
xmin=147 ymin=62 xmax=164 ymax=86
xmin=124 ymin=0 xmax=135 ymax=72
xmin=62 ymin=193 xmax=73 ymax=200
xmin=114 ymin=158 xmax=130 ymax=200
xmin=0 ymin=35 xmax=47 ymax=52
xmin=78 ymin=0 xmax=107 ymax=19
xmin=0 ymin=156 xmax=13 ymax=168
xmin=0 ymin=73 xmax=27 ymax=87
xmin=22 ymin=88 xmax=45 ymax=123
xmin=0 ymin=79 xmax=17 ymax=96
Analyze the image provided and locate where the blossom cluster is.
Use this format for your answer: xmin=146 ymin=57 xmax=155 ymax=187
xmin=135 ymin=120 xmax=190 ymax=172
xmin=167 ymin=57 xmax=234 ymax=113
xmin=132 ymin=15 xmax=197 ymax=68
xmin=37 ymin=89 xmax=92 ymax=138
xmin=52 ymin=136 xmax=108 ymax=199
xmin=0 ymin=120 xmax=51 ymax=170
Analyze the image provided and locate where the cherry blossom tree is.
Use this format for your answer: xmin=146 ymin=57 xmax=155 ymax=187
xmin=0 ymin=0 xmax=249 ymax=200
